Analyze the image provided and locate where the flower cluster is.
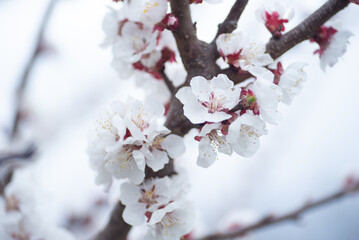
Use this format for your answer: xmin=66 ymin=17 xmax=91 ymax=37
xmin=0 ymin=182 xmax=74 ymax=240
xmin=120 ymin=175 xmax=194 ymax=240
xmin=310 ymin=25 xmax=353 ymax=70
xmin=87 ymin=99 xmax=185 ymax=189
xmin=102 ymin=0 xmax=178 ymax=81
xmin=176 ymin=48 xmax=308 ymax=167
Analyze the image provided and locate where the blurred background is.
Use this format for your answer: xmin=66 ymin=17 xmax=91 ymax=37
xmin=0 ymin=0 xmax=359 ymax=239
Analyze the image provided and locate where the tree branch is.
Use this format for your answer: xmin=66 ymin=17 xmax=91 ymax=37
xmin=197 ymin=179 xmax=359 ymax=240
xmin=94 ymin=202 xmax=131 ymax=240
xmin=93 ymin=1 xmax=351 ymax=239
xmin=266 ymin=0 xmax=350 ymax=59
xmin=10 ymin=0 xmax=57 ymax=140
xmin=0 ymin=145 xmax=36 ymax=166
xmin=213 ymin=0 xmax=249 ymax=42
xmin=222 ymin=0 xmax=350 ymax=85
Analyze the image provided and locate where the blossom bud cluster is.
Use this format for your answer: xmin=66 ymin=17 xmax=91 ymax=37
xmin=102 ymin=0 xmax=178 ymax=81
xmin=0 ymin=182 xmax=74 ymax=240
xmin=177 ymin=30 xmax=309 ymax=168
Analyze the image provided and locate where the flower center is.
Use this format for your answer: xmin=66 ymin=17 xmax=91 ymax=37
xmin=139 ymin=185 xmax=158 ymax=208
xmin=208 ymin=130 xmax=225 ymax=149
xmin=202 ymin=92 xmax=225 ymax=113
xmin=132 ymin=112 xmax=149 ymax=131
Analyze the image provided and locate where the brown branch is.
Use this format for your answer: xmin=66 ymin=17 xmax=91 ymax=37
xmin=222 ymin=0 xmax=350 ymax=85
xmin=219 ymin=68 xmax=252 ymax=85
xmin=10 ymin=0 xmax=57 ymax=140
xmin=197 ymin=180 xmax=359 ymax=240
xmin=94 ymin=202 xmax=131 ymax=240
xmin=266 ymin=0 xmax=350 ymax=59
xmin=213 ymin=0 xmax=249 ymax=42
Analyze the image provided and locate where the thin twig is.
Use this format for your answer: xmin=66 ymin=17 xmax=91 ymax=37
xmin=10 ymin=0 xmax=57 ymax=140
xmin=213 ymin=0 xmax=249 ymax=42
xmin=197 ymin=180 xmax=359 ymax=240
xmin=160 ymin=68 xmax=176 ymax=94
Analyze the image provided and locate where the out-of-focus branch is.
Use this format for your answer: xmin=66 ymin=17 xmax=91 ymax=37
xmin=266 ymin=0 xmax=350 ymax=59
xmin=10 ymin=0 xmax=57 ymax=140
xmin=0 ymin=145 xmax=36 ymax=166
xmin=197 ymin=179 xmax=359 ymax=240
xmin=213 ymin=0 xmax=249 ymax=41
xmin=160 ymin=68 xmax=176 ymax=94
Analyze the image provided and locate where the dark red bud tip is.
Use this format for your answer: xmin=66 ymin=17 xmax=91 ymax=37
xmin=189 ymin=0 xmax=203 ymax=3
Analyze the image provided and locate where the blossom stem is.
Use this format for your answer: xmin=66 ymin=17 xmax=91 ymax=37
xmin=197 ymin=179 xmax=359 ymax=240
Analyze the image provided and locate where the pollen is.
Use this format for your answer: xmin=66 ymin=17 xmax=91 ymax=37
xmin=144 ymin=2 xmax=159 ymax=13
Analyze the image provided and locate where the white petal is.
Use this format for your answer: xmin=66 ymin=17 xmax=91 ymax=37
xmin=197 ymin=136 xmax=217 ymax=168
xmin=161 ymin=134 xmax=186 ymax=158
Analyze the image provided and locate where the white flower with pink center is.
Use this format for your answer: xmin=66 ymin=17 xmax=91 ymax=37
xmin=101 ymin=8 xmax=158 ymax=63
xmin=176 ymin=74 xmax=241 ymax=124
xmin=246 ymin=74 xmax=283 ymax=124
xmin=124 ymin=99 xmax=167 ymax=141
xmin=141 ymin=133 xmax=186 ymax=172
xmin=120 ymin=177 xmax=172 ymax=226
xmin=227 ymin=113 xmax=267 ymax=157
xmin=196 ymin=123 xmax=232 ymax=168
xmin=113 ymin=20 xmax=159 ymax=63
xmin=216 ymin=32 xmax=273 ymax=76
xmin=145 ymin=201 xmax=195 ymax=240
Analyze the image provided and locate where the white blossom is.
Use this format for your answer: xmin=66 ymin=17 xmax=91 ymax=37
xmin=176 ymin=74 xmax=241 ymax=124
xmin=120 ymin=177 xmax=172 ymax=226
xmin=278 ymin=62 xmax=308 ymax=104
xmin=122 ymin=0 xmax=168 ymax=26
xmin=319 ymin=28 xmax=353 ymax=70
xmin=145 ymin=201 xmax=195 ymax=240
xmin=197 ymin=123 xmax=232 ymax=168
xmin=216 ymin=32 xmax=273 ymax=76
xmin=247 ymin=74 xmax=282 ymax=124
xmin=227 ymin=113 xmax=267 ymax=157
